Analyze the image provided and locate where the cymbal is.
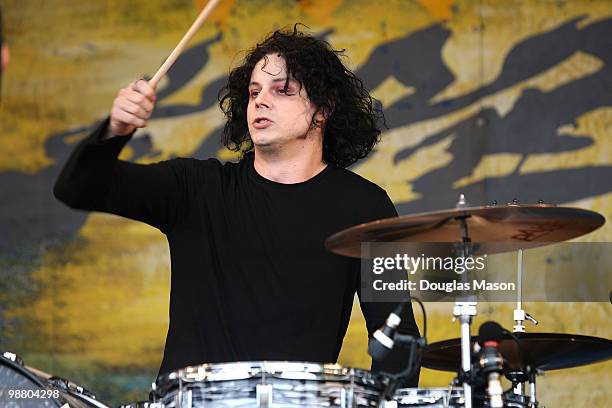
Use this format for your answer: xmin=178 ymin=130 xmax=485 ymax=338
xmin=326 ymin=204 xmax=604 ymax=258
xmin=422 ymin=332 xmax=612 ymax=372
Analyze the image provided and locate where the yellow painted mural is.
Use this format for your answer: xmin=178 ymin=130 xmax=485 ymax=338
xmin=0 ymin=0 xmax=610 ymax=406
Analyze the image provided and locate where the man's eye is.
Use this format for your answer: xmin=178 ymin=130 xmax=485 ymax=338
xmin=278 ymin=89 xmax=294 ymax=95
xmin=250 ymin=91 xmax=259 ymax=98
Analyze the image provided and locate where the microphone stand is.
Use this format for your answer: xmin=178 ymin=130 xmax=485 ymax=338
xmin=378 ymin=332 xmax=426 ymax=402
xmin=374 ymin=297 xmax=428 ymax=404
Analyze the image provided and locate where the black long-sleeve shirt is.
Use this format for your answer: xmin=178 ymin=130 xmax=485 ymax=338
xmin=54 ymin=119 xmax=420 ymax=385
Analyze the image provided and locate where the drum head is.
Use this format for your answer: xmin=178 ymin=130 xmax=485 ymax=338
xmin=0 ymin=354 xmax=63 ymax=408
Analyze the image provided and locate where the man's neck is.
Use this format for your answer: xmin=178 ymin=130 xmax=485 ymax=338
xmin=253 ymin=138 xmax=326 ymax=184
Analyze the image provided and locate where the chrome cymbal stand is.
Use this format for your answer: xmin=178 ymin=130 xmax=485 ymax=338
xmin=513 ymin=249 xmax=538 ymax=333
xmin=453 ymin=300 xmax=476 ymax=408
xmin=529 ymin=369 xmax=538 ymax=407
xmin=452 ymin=194 xmax=477 ymax=408
xmin=511 ymin=248 xmax=539 ymax=406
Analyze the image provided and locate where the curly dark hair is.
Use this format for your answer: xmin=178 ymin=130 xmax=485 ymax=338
xmin=218 ymin=26 xmax=384 ymax=168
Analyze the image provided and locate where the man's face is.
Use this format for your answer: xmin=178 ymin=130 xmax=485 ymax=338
xmin=247 ymin=54 xmax=320 ymax=150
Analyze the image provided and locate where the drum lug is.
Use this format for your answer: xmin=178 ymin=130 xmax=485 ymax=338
xmin=380 ymin=399 xmax=398 ymax=408
xmin=256 ymin=383 xmax=272 ymax=407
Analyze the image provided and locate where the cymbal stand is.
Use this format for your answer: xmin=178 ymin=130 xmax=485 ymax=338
xmin=511 ymin=249 xmax=539 ymax=406
xmin=529 ymin=369 xmax=538 ymax=407
xmin=453 ymin=299 xmax=476 ymax=408
xmin=451 ymin=194 xmax=477 ymax=408
xmin=507 ymin=369 xmax=526 ymax=404
xmin=513 ymin=249 xmax=538 ymax=333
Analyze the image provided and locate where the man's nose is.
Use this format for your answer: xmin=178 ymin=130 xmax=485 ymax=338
xmin=255 ymin=89 xmax=271 ymax=108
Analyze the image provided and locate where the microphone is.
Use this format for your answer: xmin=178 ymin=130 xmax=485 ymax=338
xmin=367 ymin=302 xmax=405 ymax=362
xmin=478 ymin=321 xmax=505 ymax=408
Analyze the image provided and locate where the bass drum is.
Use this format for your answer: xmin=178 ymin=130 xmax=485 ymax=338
xmin=386 ymin=387 xmax=530 ymax=408
xmin=153 ymin=361 xmax=385 ymax=407
xmin=0 ymin=351 xmax=110 ymax=408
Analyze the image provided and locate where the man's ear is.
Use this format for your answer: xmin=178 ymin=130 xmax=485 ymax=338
xmin=313 ymin=106 xmax=332 ymax=128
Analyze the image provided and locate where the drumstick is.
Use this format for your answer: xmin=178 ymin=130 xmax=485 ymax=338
xmin=149 ymin=0 xmax=221 ymax=88
xmin=25 ymin=365 xmax=53 ymax=380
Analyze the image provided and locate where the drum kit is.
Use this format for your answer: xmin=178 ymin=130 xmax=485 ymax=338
xmin=1 ymin=196 xmax=611 ymax=407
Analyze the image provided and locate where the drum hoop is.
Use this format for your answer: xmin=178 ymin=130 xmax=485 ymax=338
xmin=155 ymin=361 xmax=384 ymax=395
xmin=393 ymin=387 xmax=464 ymax=396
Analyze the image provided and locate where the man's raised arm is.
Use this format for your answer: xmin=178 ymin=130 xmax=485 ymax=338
xmin=54 ymin=80 xmax=189 ymax=234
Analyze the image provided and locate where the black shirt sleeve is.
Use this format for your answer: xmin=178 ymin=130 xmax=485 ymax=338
xmin=53 ymin=118 xmax=190 ymax=233
xmin=357 ymin=191 xmax=421 ymax=386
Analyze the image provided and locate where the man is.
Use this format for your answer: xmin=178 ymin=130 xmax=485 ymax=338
xmin=54 ymin=27 xmax=419 ymax=384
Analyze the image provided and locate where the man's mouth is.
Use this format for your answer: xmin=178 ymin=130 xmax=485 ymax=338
xmin=253 ymin=117 xmax=273 ymax=129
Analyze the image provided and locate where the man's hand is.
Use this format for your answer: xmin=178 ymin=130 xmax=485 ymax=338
xmin=0 ymin=43 xmax=9 ymax=71
xmin=109 ymin=79 xmax=156 ymax=136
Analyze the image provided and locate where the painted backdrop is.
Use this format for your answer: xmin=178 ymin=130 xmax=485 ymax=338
xmin=1 ymin=0 xmax=610 ymax=405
